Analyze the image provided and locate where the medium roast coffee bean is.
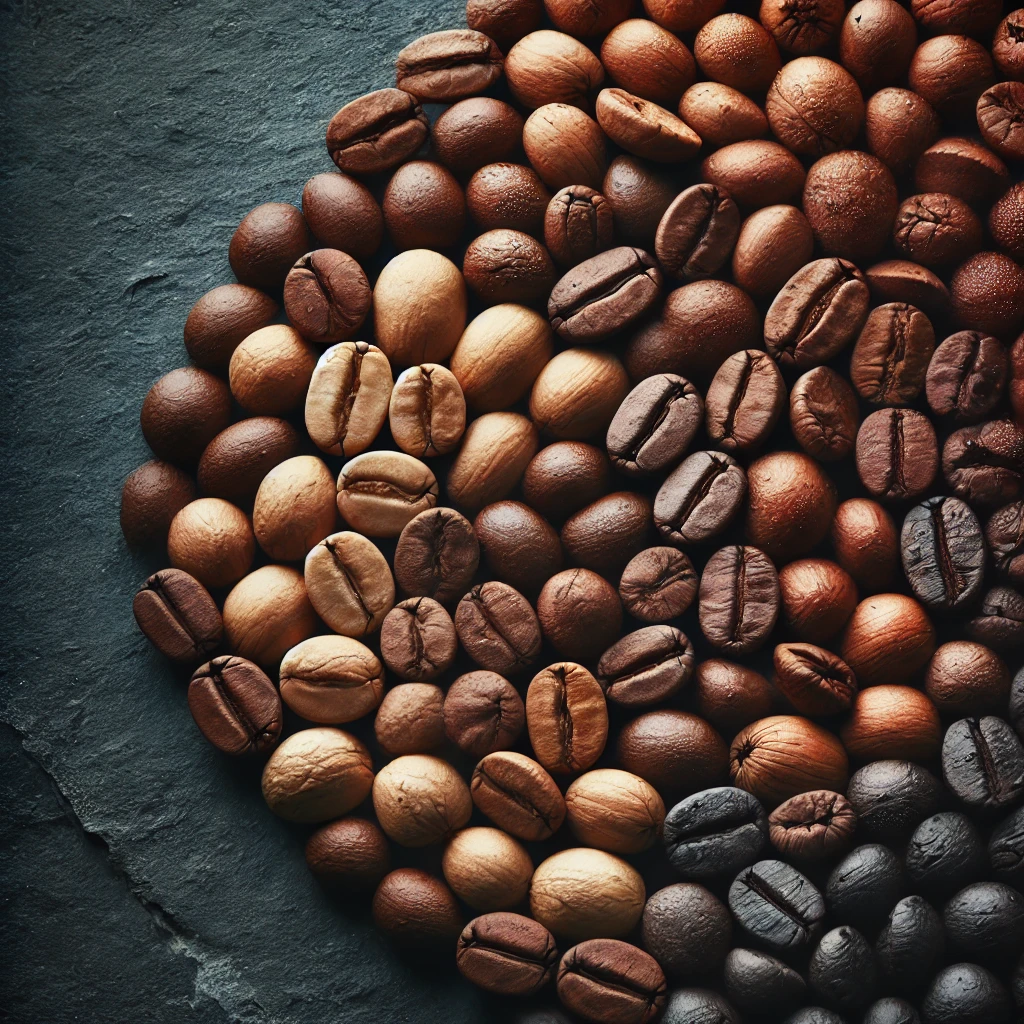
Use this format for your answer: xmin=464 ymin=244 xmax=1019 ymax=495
xmin=382 ymin=160 xmax=466 ymax=251
xmin=601 ymin=19 xmax=696 ymax=107
xmin=394 ymin=507 xmax=479 ymax=605
xmin=808 ymin=925 xmax=877 ymax=1014
xmin=927 ymin=641 xmax=1012 ymax=718
xmin=773 ymin=643 xmax=857 ymax=717
xmin=705 ymin=350 xmax=785 ymax=454
xmin=893 ymin=193 xmax=983 ymax=269
xmin=443 ymin=827 xmax=533 ymax=911
xmin=133 ymin=568 xmax=222 ymax=664
xmin=252 ymin=455 xmax=335 ymax=562
xmin=846 ymin=760 xmax=943 ymax=844
xmin=544 ymin=186 xmax=614 ymax=270
xmin=326 ymin=88 xmax=429 ymax=175
xmin=865 ymin=260 xmax=951 ymax=321
xmin=769 ymin=790 xmax=856 ymax=864
xmin=618 ymin=547 xmax=697 ymax=624
xmin=522 ymin=104 xmax=608 ymax=192
xmin=694 ymin=14 xmax=781 ymax=93
xmin=432 ymin=96 xmax=522 ymax=176
xmin=379 ymin=598 xmax=456 ymax=682
xmin=337 ymin=451 xmax=438 ymax=538
xmin=695 ymin=660 xmax=774 ymax=735
xmin=732 ymin=204 xmax=814 ymax=300
xmin=530 ymin=349 xmax=629 ymax=441
xmin=906 ymin=812 xmax=985 ymax=899
xmin=655 ymin=184 xmax=740 ymax=281
xmin=183 ymin=283 xmax=280 ymax=372
xmin=471 ymin=750 xmax=566 ymax=842
xmin=663 ymin=787 xmax=768 ymax=881
xmin=373 ymin=868 xmax=464 ymax=948
xmin=283 ymin=249 xmax=371 ymax=344
xmin=841 ymin=685 xmax=942 ymax=763
xmin=856 ymin=408 xmax=938 ymax=502
xmin=395 ymin=29 xmax=502 ymax=102
xmin=865 ymin=88 xmax=941 ymax=177
xmin=841 ymin=594 xmax=936 ymax=687
xmin=943 ymin=716 xmax=1024 ymax=812
xmin=475 ymin=501 xmax=562 ymax=596
xmin=373 ymin=755 xmax=472 ymax=847
xmin=444 ymin=671 xmax=524 ymax=757
xmin=978 ymin=82 xmax=1024 ymax=163
xmin=699 ymin=546 xmax=780 ymax=656
xmin=990 ymin=806 xmax=1024 ymax=887
xmin=279 ymin=635 xmax=384 ymax=725
xmin=228 ymin=324 xmax=317 ymax=417
xmin=561 ymin=492 xmax=651 ymax=577
xmin=831 ymin=499 xmax=899 ymax=593
xmin=556 ymin=939 xmax=667 ymax=1024
xmin=536 ymin=569 xmax=622 ymax=664
xmin=526 ymin=662 xmax=608 ymax=774
xmin=565 ymin=769 xmax=665 ymax=855
xmin=375 ymin=683 xmax=445 ymax=757
xmin=168 ymin=503 xmax=249 ymax=591
xmin=729 ymin=859 xmax=826 ymax=954
xmin=462 ymin=231 xmax=556 ymax=306
xmin=789 ymin=367 xmax=859 ymax=463
xmin=920 ymin=963 xmax=1012 ymax=1024
xmin=301 ymin=171 xmax=383 ymax=262
xmin=228 ymin=203 xmax=312 ymax=294
xmin=602 ymin=155 xmax=677 ymax=250
xmin=778 ymin=559 xmax=857 ymax=645
xmin=120 ymin=460 xmax=196 ymax=549
xmin=989 ymin=502 xmax=1024 ymax=586
xmin=305 ymin=817 xmax=391 ymax=894
xmin=456 ymin=913 xmax=559 ymax=997
xmin=680 ymin=82 xmax=768 ymax=148
xmin=467 ymin=162 xmax=551 ymax=236
xmin=901 ymin=497 xmax=985 ymax=612
xmin=597 ymin=626 xmax=695 ymax=709
xmin=390 ymin=363 xmax=466 ymax=459
xmin=643 ymin=884 xmax=732 ymax=979
xmin=968 ymin=586 xmax=1024 ymax=651
xmin=876 ymin=896 xmax=945 ymax=995
xmin=197 ymin=417 xmax=301 ymax=505
xmin=548 ymin=247 xmax=662 ymax=342
xmin=504 ymin=30 xmax=604 ymax=111
xmin=606 ymin=374 xmax=703 ymax=477
xmin=654 ymin=451 xmax=746 ymax=546
xmin=304 ymin=531 xmax=394 ymax=637
xmin=945 ymin=881 xmax=1024 ymax=962
xmin=925 ymin=330 xmax=1008 ymax=423
xmin=826 ymin=844 xmax=905 ymax=932
xmin=850 ymin=303 xmax=935 ymax=406
xmin=141 ymin=367 xmax=232 ymax=467
xmin=943 ymin=420 xmax=1024 ymax=508
xmin=455 ymin=582 xmax=542 ymax=675
xmin=522 ymin=441 xmax=611 ymax=523
xmin=188 ymin=655 xmax=282 ymax=755
xmin=595 ymin=87 xmax=701 ymax=163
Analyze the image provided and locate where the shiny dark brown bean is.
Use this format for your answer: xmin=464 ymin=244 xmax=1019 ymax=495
xmin=133 ymin=569 xmax=222 ymax=665
xmin=597 ymin=626 xmax=695 ymax=708
xmin=283 ymin=249 xmax=372 ymax=345
xmin=556 ymin=939 xmax=667 ymax=1024
xmin=705 ymin=350 xmax=785 ymax=454
xmin=395 ymin=29 xmax=503 ymax=102
xmin=654 ymin=451 xmax=747 ymax=546
xmin=474 ymin=500 xmax=563 ymax=596
xmin=943 ymin=420 xmax=1024 ymax=508
xmin=655 ymin=184 xmax=741 ymax=281
xmin=925 ymin=331 xmax=1008 ymax=424
xmin=456 ymin=913 xmax=559 ymax=996
xmin=326 ymin=88 xmax=429 ymax=175
xmin=849 ymin=303 xmax=936 ymax=406
xmin=856 ymin=408 xmax=938 ymax=502
xmin=789 ymin=367 xmax=859 ymax=462
xmin=187 ymin=655 xmax=282 ymax=756
xmin=699 ymin=546 xmax=780 ymax=656
xmin=618 ymin=547 xmax=698 ymax=624
xmin=394 ymin=507 xmax=480 ymax=604
xmin=561 ymin=492 xmax=651 ymax=577
xmin=544 ymin=186 xmax=615 ymax=270
xmin=455 ymin=582 xmax=542 ymax=675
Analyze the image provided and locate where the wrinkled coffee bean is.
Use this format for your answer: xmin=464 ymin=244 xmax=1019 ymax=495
xmin=789 ymin=367 xmax=859 ymax=462
xmin=920 ymin=962 xmax=1012 ymax=1024
xmin=925 ymin=330 xmax=1008 ymax=424
xmin=968 ymin=586 xmax=1024 ymax=651
xmin=654 ymin=451 xmax=747 ymax=546
xmin=326 ymin=88 xmax=429 ymax=175
xmin=544 ymin=186 xmax=614 ymax=270
xmin=826 ymin=844 xmax=905 ymax=932
xmin=729 ymin=859 xmax=826 ymax=954
xmin=456 ymin=913 xmax=559 ymax=997
xmin=905 ymin=812 xmax=986 ymax=899
xmin=705 ymin=349 xmax=786 ymax=454
xmin=133 ymin=568 xmax=222 ymax=664
xmin=846 ymin=760 xmax=944 ymax=845
xmin=595 ymin=87 xmax=701 ymax=163
xmin=943 ymin=420 xmax=1024 ymax=508
xmin=188 ymin=655 xmax=282 ymax=755
xmin=942 ymin=716 xmax=1024 ymax=812
xmin=526 ymin=662 xmax=608 ymax=774
xmin=556 ymin=939 xmax=667 ymax=1024
xmin=655 ymin=184 xmax=740 ymax=281
xmin=597 ymin=626 xmax=695 ymax=709
xmin=988 ymin=502 xmax=1024 ymax=586
xmin=395 ymin=29 xmax=503 ymax=102
xmin=723 ymin=947 xmax=805 ymax=1016
xmin=394 ymin=507 xmax=480 ymax=605
xmin=856 ymin=408 xmax=938 ymax=502
xmin=455 ymin=582 xmax=542 ymax=675
xmin=849 ymin=302 xmax=935 ymax=406
xmin=618 ymin=547 xmax=698 ymax=624
xmin=944 ymin=881 xmax=1024 ymax=963
xmin=876 ymin=895 xmax=945 ymax=995
xmin=471 ymin=750 xmax=566 ymax=842
xmin=773 ymin=643 xmax=857 ymax=717
xmin=990 ymin=806 xmax=1024 ymax=887
xmin=768 ymin=791 xmax=856 ymax=864
xmin=283 ymin=249 xmax=371 ymax=345
xmin=337 ymin=451 xmax=439 ymax=539
xmin=444 ymin=671 xmax=525 ymax=757
xmin=379 ymin=597 xmax=457 ymax=681
xmin=661 ymin=989 xmax=742 ymax=1024
xmin=808 ymin=925 xmax=878 ymax=1014
xmin=699 ymin=546 xmax=780 ymax=656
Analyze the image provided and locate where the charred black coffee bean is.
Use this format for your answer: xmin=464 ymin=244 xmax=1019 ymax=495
xmin=846 ymin=760 xmax=944 ymax=844
xmin=808 ymin=925 xmax=878 ymax=1014
xmin=942 ymin=716 xmax=1024 ymax=813
xmin=661 ymin=988 xmax=742 ymax=1024
xmin=920 ymin=963 xmax=1012 ymax=1024
xmin=875 ymin=896 xmax=945 ymax=995
xmin=722 ymin=948 xmax=805 ymax=1016
xmin=990 ymin=806 xmax=1024 ymax=887
xmin=862 ymin=997 xmax=920 ymax=1024
xmin=943 ymin=881 xmax=1024 ymax=963
xmin=781 ymin=1010 xmax=845 ymax=1024
xmin=905 ymin=812 xmax=986 ymax=899
xmin=729 ymin=859 xmax=826 ymax=954
xmin=826 ymin=845 xmax=905 ymax=933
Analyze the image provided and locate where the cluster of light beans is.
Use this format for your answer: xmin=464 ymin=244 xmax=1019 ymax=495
xmin=121 ymin=0 xmax=1024 ymax=1021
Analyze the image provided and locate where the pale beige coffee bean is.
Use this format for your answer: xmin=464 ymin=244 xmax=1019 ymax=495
xmin=304 ymin=531 xmax=395 ymax=636
xmin=564 ymin=769 xmax=665 ymax=855
xmin=442 ymin=827 xmax=534 ymax=911
xmin=373 ymin=754 xmax=473 ymax=847
xmin=447 ymin=412 xmax=539 ymax=512
xmin=261 ymin=727 xmax=374 ymax=823
xmin=450 ymin=304 xmax=554 ymax=412
xmin=229 ymin=324 xmax=318 ymax=416
xmin=530 ymin=348 xmax=630 ymax=440
xmin=336 ymin=451 xmax=439 ymax=537
xmin=253 ymin=455 xmax=336 ymax=561
xmin=304 ymin=341 xmax=394 ymax=457
xmin=279 ymin=634 xmax=384 ymax=724
xmin=389 ymin=363 xmax=467 ymax=457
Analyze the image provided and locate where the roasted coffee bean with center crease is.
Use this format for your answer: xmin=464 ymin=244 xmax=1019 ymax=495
xmin=455 ymin=582 xmax=542 ymax=675
xmin=470 ymin=750 xmax=566 ymax=841
xmin=188 ymin=656 xmax=282 ymax=756
xmin=133 ymin=569 xmax=222 ymax=664
xmin=705 ymin=350 xmax=786 ymax=454
xmin=663 ymin=787 xmax=768 ymax=881
xmin=618 ymin=547 xmax=698 ymax=624
xmin=875 ymin=896 xmax=944 ymax=995
xmin=856 ymin=408 xmax=938 ymax=502
xmin=826 ymin=844 xmax=905 ymax=932
xmin=849 ymin=302 xmax=936 ymax=406
xmin=606 ymin=374 xmax=703 ymax=476
xmin=456 ymin=913 xmax=559 ymax=996
xmin=390 ymin=363 xmax=466 ymax=459
xmin=394 ymin=507 xmax=479 ymax=605
xmin=968 ymin=586 xmax=1024 ymax=651
xmin=699 ymin=546 xmax=780 ymax=656
xmin=597 ymin=626 xmax=695 ymax=709
xmin=942 ymin=716 xmax=1024 ymax=812
xmin=654 ymin=451 xmax=747 ymax=546
xmin=789 ymin=367 xmax=858 ymax=462
xmin=526 ymin=662 xmax=608 ymax=774
xmin=773 ymin=643 xmax=857 ymax=716
xmin=729 ymin=860 xmax=826 ymax=954
xmin=900 ymin=496 xmax=985 ymax=612
xmin=544 ymin=186 xmax=614 ymax=270
xmin=925 ymin=331 xmax=1008 ymax=424
xmin=988 ymin=502 xmax=1024 ymax=586
xmin=769 ymin=790 xmax=857 ymax=864
xmin=808 ymin=925 xmax=878 ymax=1014
xmin=764 ymin=258 xmax=870 ymax=369
xmin=305 ymin=531 xmax=395 ymax=637
xmin=978 ymin=82 xmax=1024 ymax=162
xmin=379 ymin=597 xmax=457 ymax=681
xmin=654 ymin=184 xmax=741 ymax=281
xmin=943 ymin=420 xmax=1024 ymax=508
xmin=556 ymin=939 xmax=667 ymax=1024
xmin=283 ymin=249 xmax=371 ymax=345
xmin=326 ymin=88 xmax=429 ymax=175
xmin=337 ymin=451 xmax=439 ymax=538
xmin=395 ymin=30 xmax=503 ymax=103
xmin=548 ymin=247 xmax=663 ymax=342
xmin=444 ymin=671 xmax=525 ymax=757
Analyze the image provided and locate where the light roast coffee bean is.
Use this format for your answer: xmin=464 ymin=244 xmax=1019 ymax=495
xmin=393 ymin=507 xmax=479 ymax=605
xmin=789 ymin=367 xmax=859 ymax=462
xmin=326 ymin=88 xmax=429 ymax=175
xmin=133 ymin=568 xmax=222 ymax=664
xmin=188 ymin=655 xmax=282 ymax=755
xmin=457 ymin=913 xmax=559 ymax=997
xmin=337 ymin=451 xmax=438 ymax=538
xmin=279 ymin=634 xmax=384 ymax=724
xmin=705 ymin=349 xmax=785 ymax=454
xmin=618 ymin=547 xmax=698 ymax=624
xmin=304 ymin=531 xmax=394 ymax=637
xmin=856 ymin=408 xmax=939 ymax=502
xmin=379 ymin=597 xmax=456 ymax=681
xmin=654 ymin=451 xmax=747 ymax=546
xmin=699 ymin=546 xmax=780 ymax=655
xmin=456 ymin=581 xmax=542 ymax=675
xmin=655 ymin=184 xmax=740 ymax=281
xmin=597 ymin=626 xmax=694 ymax=708
xmin=471 ymin=750 xmax=566 ymax=841
xmin=526 ymin=662 xmax=608 ymax=774
xmin=389 ymin=363 xmax=466 ymax=459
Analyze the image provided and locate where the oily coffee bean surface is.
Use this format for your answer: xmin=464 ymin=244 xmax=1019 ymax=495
xmin=654 ymin=184 xmax=740 ymax=281
xmin=789 ymin=366 xmax=859 ymax=462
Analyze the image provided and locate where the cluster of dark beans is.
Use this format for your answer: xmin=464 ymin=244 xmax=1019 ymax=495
xmin=121 ymin=0 xmax=1024 ymax=1020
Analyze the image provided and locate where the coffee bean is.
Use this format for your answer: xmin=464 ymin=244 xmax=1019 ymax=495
xmin=865 ymin=88 xmax=940 ymax=177
xmin=695 ymin=659 xmax=774 ymax=734
xmin=643 ymin=884 xmax=732 ymax=980
xmin=987 ymin=502 xmax=1024 ymax=586
xmin=943 ymin=420 xmax=1024 ymax=508
xmin=990 ymin=806 xmax=1024 ymax=887
xmin=926 ymin=330 xmax=1008 ymax=423
xmin=120 ymin=460 xmax=197 ymax=549
xmin=808 ymin=925 xmax=878 ymax=1014
xmin=556 ymin=939 xmax=667 ymax=1024
xmin=141 ymin=367 xmax=232 ymax=467
xmin=921 ymin=963 xmax=1012 ymax=1024
xmin=184 ymin=283 xmax=280 ymax=372
xmin=978 ymin=81 xmax=1024 ymax=163
xmin=705 ymin=349 xmax=785 ymax=454
xmin=475 ymin=500 xmax=562 ymax=596
xmin=471 ymin=750 xmax=566 ymax=841
xmin=283 ymin=249 xmax=371 ymax=345
xmin=326 ymin=88 xmax=429 ymax=175
xmin=279 ymin=635 xmax=384 ymax=725
xmin=927 ymin=640 xmax=1013 ymax=719
xmin=536 ymin=568 xmax=623 ymax=664
xmin=893 ymin=192 xmax=983 ymax=269
xmin=198 ymin=417 xmax=300 ymax=505
xmin=856 ymin=408 xmax=939 ymax=502
xmin=523 ymin=104 xmax=608 ymax=192
xmin=729 ymin=859 xmax=826 ymax=954
xmin=662 ymin=989 xmax=742 ymax=1024
xmin=663 ymin=787 xmax=768 ymax=881
xmin=901 ymin=496 xmax=985 ymax=612
xmin=942 ymin=715 xmax=1024 ymax=812
xmin=373 ymin=868 xmax=464 ymax=948
xmin=526 ymin=662 xmax=608 ymax=774
xmin=699 ymin=546 xmax=780 ymax=656
xmin=375 ymin=683 xmax=445 ymax=757
xmin=448 ymin=412 xmax=539 ymax=510
xmin=862 ymin=995 xmax=919 ymax=1023
xmin=394 ymin=507 xmax=480 ymax=605
xmin=565 ymin=768 xmax=665 ymax=855
xmin=457 ymin=912 xmax=559 ymax=996
xmin=337 ymin=451 xmax=439 ymax=538
xmin=826 ymin=844 xmax=905 ymax=932
xmin=133 ymin=569 xmax=222 ymax=665
xmin=850 ymin=302 xmax=935 ymax=406
xmin=606 ymin=374 xmax=703 ymax=477
xmin=595 ymin=87 xmax=702 ymax=163
xmin=301 ymin=171 xmax=383 ymax=262
xmin=228 ymin=203 xmax=313 ymax=295
xmin=773 ymin=643 xmax=857 ymax=716
xmin=379 ymin=598 xmax=456 ymax=682
xmin=544 ymin=186 xmax=614 ymax=270
xmin=764 ymin=258 xmax=870 ymax=369
xmin=945 ymin=881 xmax=1024 ymax=963
xmin=467 ymin=162 xmax=552 ymax=236
xmin=732 ymin=203 xmax=814 ymax=300
xmin=228 ymin=324 xmax=317 ymax=417
xmin=444 ymin=671 xmax=525 ymax=757
xmin=504 ymin=29 xmax=601 ymax=110
xmin=876 ymin=895 xmax=944 ymax=996
xmin=726 ymin=948 xmax=806 ymax=1016
xmin=548 ymin=246 xmax=662 ymax=342
xmin=389 ymin=363 xmax=466 ymax=459
xmin=597 ymin=626 xmax=695 ymax=709
xmin=455 ymin=581 xmax=542 ymax=675
xmin=522 ymin=441 xmax=612 ymax=523
xmin=654 ymin=450 xmax=747 ymax=545
xmin=383 ymin=160 xmax=466 ymax=251
xmin=306 ymin=817 xmax=390 ymax=894
xmin=560 ymin=492 xmax=650 ymax=577
xmin=655 ymin=184 xmax=740 ymax=281
xmin=602 ymin=155 xmax=677 ymax=250
xmin=906 ymin=812 xmax=986 ymax=898
xmin=789 ymin=367 xmax=859 ymax=462
xmin=187 ymin=655 xmax=282 ymax=755
xmin=846 ymin=760 xmax=943 ymax=845
xmin=968 ymin=586 xmax=1024 ymax=651
xmin=768 ymin=790 xmax=856 ymax=864
xmin=680 ymin=81 xmax=769 ymax=148
xmin=618 ymin=547 xmax=698 ymax=624
xmin=462 ymin=229 xmax=556 ymax=306
xmin=395 ymin=29 xmax=503 ymax=102
xmin=304 ymin=531 xmax=395 ymax=637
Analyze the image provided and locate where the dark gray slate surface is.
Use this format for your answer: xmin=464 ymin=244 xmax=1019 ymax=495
xmin=0 ymin=1 xmax=497 ymax=1020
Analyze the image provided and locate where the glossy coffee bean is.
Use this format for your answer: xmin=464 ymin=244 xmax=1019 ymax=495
xmin=642 ymin=883 xmax=732 ymax=979
xmin=705 ymin=349 xmax=785 ymax=454
xmin=808 ymin=926 xmax=877 ymax=1014
xmin=988 ymin=502 xmax=1024 ymax=586
xmin=943 ymin=420 xmax=1024 ymax=508
xmin=876 ymin=895 xmax=944 ymax=996
xmin=444 ymin=671 xmax=525 ymax=758
xmin=768 ymin=790 xmax=856 ymax=864
xmin=133 ymin=569 xmax=222 ymax=665
xmin=778 ymin=559 xmax=858 ymax=644
xmin=662 ymin=989 xmax=742 ymax=1024
xmin=187 ymin=655 xmax=282 ymax=756
xmin=471 ymin=751 xmax=566 ymax=842
xmin=475 ymin=501 xmax=562 ymax=596
xmin=864 ymin=260 xmax=951 ymax=321
xmin=456 ymin=913 xmax=559 ymax=996
xmin=968 ymin=586 xmax=1024 ymax=651
xmin=926 ymin=640 xmax=1012 ymax=717
xmin=862 ymin=997 xmax=920 ymax=1024
xmin=301 ymin=172 xmax=383 ymax=262
xmin=789 ymin=367 xmax=859 ymax=463
xmin=526 ymin=662 xmax=608 ymax=774
xmin=183 ymin=283 xmax=280 ymax=371
xmin=920 ymin=963 xmax=1012 ymax=1024
xmin=699 ymin=546 xmax=779 ymax=656
xmin=722 ymin=947 xmax=805 ymax=1016
xmin=856 ymin=408 xmax=938 ymax=502
xmin=654 ymin=451 xmax=746 ymax=546
xmin=228 ymin=203 xmax=312 ymax=294
xmin=561 ymin=492 xmax=651 ymax=577
xmin=926 ymin=330 xmax=1008 ymax=424
xmin=850 ymin=302 xmax=935 ymax=406
xmin=537 ymin=569 xmax=622 ymax=664
xmin=544 ymin=186 xmax=614 ymax=270
xmin=597 ymin=626 xmax=694 ymax=709
xmin=326 ymin=89 xmax=429 ymax=175
xmin=618 ymin=547 xmax=697 ymax=624
xmin=942 ymin=716 xmax=1024 ymax=813
xmin=990 ymin=806 xmax=1024 ymax=887
xmin=826 ymin=844 xmax=905 ymax=932
xmin=595 ymin=87 xmax=701 ymax=163
xmin=654 ymin=184 xmax=740 ymax=281
xmin=379 ymin=597 xmax=456 ymax=682
xmin=455 ymin=582 xmax=542 ymax=676
xmin=846 ymin=760 xmax=943 ymax=845
xmin=729 ymin=859 xmax=825 ymax=954
xmin=198 ymin=417 xmax=301 ymax=505
xmin=773 ymin=644 xmax=856 ymax=717
xmin=905 ymin=812 xmax=986 ymax=898
xmin=395 ymin=29 xmax=502 ymax=102
xmin=141 ymin=367 xmax=232 ymax=467
xmin=601 ymin=155 xmax=677 ymax=252
xmin=695 ymin=660 xmax=774 ymax=736
xmin=394 ymin=507 xmax=479 ymax=605
xmin=556 ymin=939 xmax=667 ymax=1024
xmin=522 ymin=441 xmax=611 ymax=523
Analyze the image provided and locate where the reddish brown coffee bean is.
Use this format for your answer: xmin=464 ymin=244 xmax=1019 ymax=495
xmin=556 ymin=939 xmax=667 ymax=1024
xmin=695 ymin=659 xmax=774 ymax=735
xmin=618 ymin=547 xmax=698 ymax=624
xmin=655 ymin=183 xmax=740 ymax=281
xmin=951 ymin=251 xmax=1024 ymax=340
xmin=537 ymin=568 xmax=622 ymax=664
xmin=282 ymin=249 xmax=371 ymax=344
xmin=327 ymin=89 xmax=429 ymax=176
xmin=994 ymin=9 xmax=1024 ymax=80
xmin=911 ymin=0 xmax=1002 ymax=37
xmin=839 ymin=0 xmax=917 ymax=94
xmin=595 ymin=88 xmax=701 ymax=163
xmin=865 ymin=88 xmax=941 ymax=175
xmin=395 ymin=29 xmax=503 ymax=102
xmin=1012 ymin=333 xmax=1024 ymax=423
xmin=526 ymin=662 xmax=608 ymax=774
xmin=228 ymin=202 xmax=312 ymax=293
xmin=773 ymin=643 xmax=857 ymax=717
xmin=694 ymin=13 xmax=782 ymax=93
xmin=561 ymin=492 xmax=651 ymax=577
xmin=597 ymin=626 xmax=695 ymax=708
xmin=133 ymin=568 xmax=223 ymax=665
xmin=849 ymin=302 xmax=936 ymax=406
xmin=761 ymin=0 xmax=844 ymax=55
xmin=456 ymin=581 xmax=543 ymax=676
xmin=456 ymin=913 xmax=559 ymax=997
xmin=909 ymin=35 xmax=995 ymax=115
xmin=382 ymin=161 xmax=466 ymax=250
xmin=504 ymin=30 xmax=604 ymax=111
xmin=379 ymin=598 xmax=457 ymax=682
xmin=141 ymin=367 xmax=232 ymax=467
xmin=471 ymin=750 xmax=566 ymax=841
xmin=830 ymin=499 xmax=900 ymax=594
xmin=375 ymin=683 xmax=446 ymax=757
xmin=462 ymin=230 xmax=557 ymax=306
xmin=778 ymin=558 xmax=859 ymax=644
xmin=789 ymin=367 xmax=859 ymax=462
xmin=893 ymin=193 xmax=983 ymax=269
xmin=990 ymin=183 xmax=1024 ymax=261
xmin=522 ymin=441 xmax=611 ymax=523
xmin=372 ymin=869 xmax=464 ymax=948
xmin=197 ymin=417 xmax=301 ymax=505
xmin=301 ymin=172 xmax=383 ymax=262
xmin=864 ymin=260 xmax=951 ymax=321
xmin=466 ymin=0 xmax=542 ymax=51
xmin=444 ymin=671 xmax=525 ymax=757
xmin=544 ymin=186 xmax=614 ymax=270
xmin=988 ymin=502 xmax=1024 ymax=587
xmin=914 ymin=136 xmax=1010 ymax=208
xmin=699 ymin=546 xmax=780 ymax=656
xmin=769 ymin=790 xmax=857 ymax=863
xmin=474 ymin=500 xmax=563 ymax=595
xmin=731 ymin=204 xmax=814 ymax=300
xmin=977 ymin=82 xmax=1024 ymax=163
xmin=678 ymin=82 xmax=769 ymax=149
xmin=925 ymin=331 xmax=1008 ymax=423
xmin=602 ymin=156 xmax=678 ymax=250
xmin=925 ymin=640 xmax=1012 ymax=717
xmin=856 ymin=408 xmax=938 ymax=502
xmin=601 ymin=19 xmax=696 ymax=107
xmin=183 ymin=284 xmax=280 ymax=372
xmin=943 ymin=420 xmax=1024 ymax=507
xmin=466 ymin=162 xmax=552 ymax=236
xmin=306 ymin=818 xmax=391 ymax=894
xmin=701 ymin=140 xmax=806 ymax=210
xmin=704 ymin=349 xmax=785 ymax=454
xmin=523 ymin=103 xmax=608 ymax=192
xmin=188 ymin=655 xmax=282 ymax=756
xmin=432 ymin=97 xmax=523 ymax=176
xmin=547 ymin=0 xmax=632 ymax=37
xmin=120 ymin=460 xmax=196 ymax=549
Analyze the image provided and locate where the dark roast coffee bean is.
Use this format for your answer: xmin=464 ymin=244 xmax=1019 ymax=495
xmin=968 ymin=586 xmax=1024 ymax=651
xmin=654 ymin=451 xmax=747 ymax=546
xmin=906 ymin=813 xmax=986 ymax=899
xmin=379 ymin=597 xmax=457 ymax=681
xmin=920 ymin=963 xmax=1012 ymax=1024
xmin=943 ymin=420 xmax=1024 ymax=508
xmin=1013 ymin=666 xmax=1024 ymax=738
xmin=455 ymin=582 xmax=542 ymax=676
xmin=876 ymin=896 xmax=944 ymax=995
xmin=560 ymin=492 xmax=651 ymax=577
xmin=326 ymin=88 xmax=429 ymax=175
xmin=705 ymin=349 xmax=785 ymax=454
xmin=618 ymin=547 xmax=698 ymax=624
xmin=901 ymin=497 xmax=985 ymax=612
xmin=944 ymin=881 xmax=1024 ymax=962
xmin=699 ymin=546 xmax=780 ymax=656
xmin=394 ymin=507 xmax=480 ymax=605
xmin=942 ymin=716 xmax=1024 ymax=812
xmin=606 ymin=374 xmax=703 ymax=476
xmin=395 ymin=29 xmax=503 ymax=102
xmin=925 ymin=331 xmax=1008 ymax=423
xmin=187 ymin=655 xmax=282 ymax=756
xmin=862 ymin=997 xmax=920 ymax=1024
xmin=729 ymin=859 xmax=826 ymax=954
xmin=846 ymin=760 xmax=943 ymax=844
xmin=764 ymin=257 xmax=871 ymax=369
xmin=826 ymin=844 xmax=905 ymax=933
xmin=456 ymin=912 xmax=559 ymax=997
xmin=663 ymin=787 xmax=768 ymax=881
xmin=988 ymin=502 xmax=1024 ymax=587
xmin=474 ymin=500 xmax=562 ymax=597
xmin=768 ymin=790 xmax=857 ymax=864
xmin=850 ymin=302 xmax=935 ymax=406
xmin=782 ymin=1010 xmax=844 ymax=1024
xmin=856 ymin=408 xmax=938 ymax=502
xmin=597 ymin=626 xmax=695 ymax=709
xmin=808 ymin=926 xmax=878 ymax=1014
xmin=990 ymin=806 xmax=1024 ymax=886
xmin=556 ymin=939 xmax=667 ymax=1024
xmin=544 ymin=186 xmax=614 ymax=270
xmin=283 ymin=249 xmax=371 ymax=344
xmin=444 ymin=670 xmax=525 ymax=758
xmin=662 ymin=989 xmax=742 ymax=1024
xmin=789 ymin=367 xmax=859 ymax=463
xmin=722 ymin=947 xmax=805 ymax=1015
xmin=642 ymin=883 xmax=732 ymax=980
xmin=548 ymin=247 xmax=662 ymax=342
xmin=132 ymin=568 xmax=222 ymax=665
xmin=655 ymin=184 xmax=740 ymax=281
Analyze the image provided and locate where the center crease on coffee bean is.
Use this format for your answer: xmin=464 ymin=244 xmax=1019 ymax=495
xmin=326 ymin=538 xmax=374 ymax=630
xmin=968 ymin=717 xmax=1009 ymax=801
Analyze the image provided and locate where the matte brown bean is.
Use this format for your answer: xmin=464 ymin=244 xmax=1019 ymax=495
xmin=455 ymin=581 xmax=542 ymax=675
xmin=655 ymin=184 xmax=740 ymax=281
xmin=855 ymin=409 xmax=938 ymax=502
xmin=789 ymin=367 xmax=859 ymax=462
xmin=705 ymin=349 xmax=785 ymax=454
xmin=526 ymin=662 xmax=608 ymax=774
xmin=849 ymin=303 xmax=935 ymax=406
xmin=326 ymin=88 xmax=429 ymax=175
xmin=188 ymin=655 xmax=282 ymax=755
xmin=618 ymin=547 xmax=698 ymax=624
xmin=133 ymin=569 xmax=223 ymax=665
xmin=389 ymin=363 xmax=466 ymax=458
xmin=395 ymin=29 xmax=503 ymax=102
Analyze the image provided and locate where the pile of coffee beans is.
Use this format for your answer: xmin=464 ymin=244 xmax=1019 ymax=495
xmin=122 ymin=0 xmax=1024 ymax=1019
